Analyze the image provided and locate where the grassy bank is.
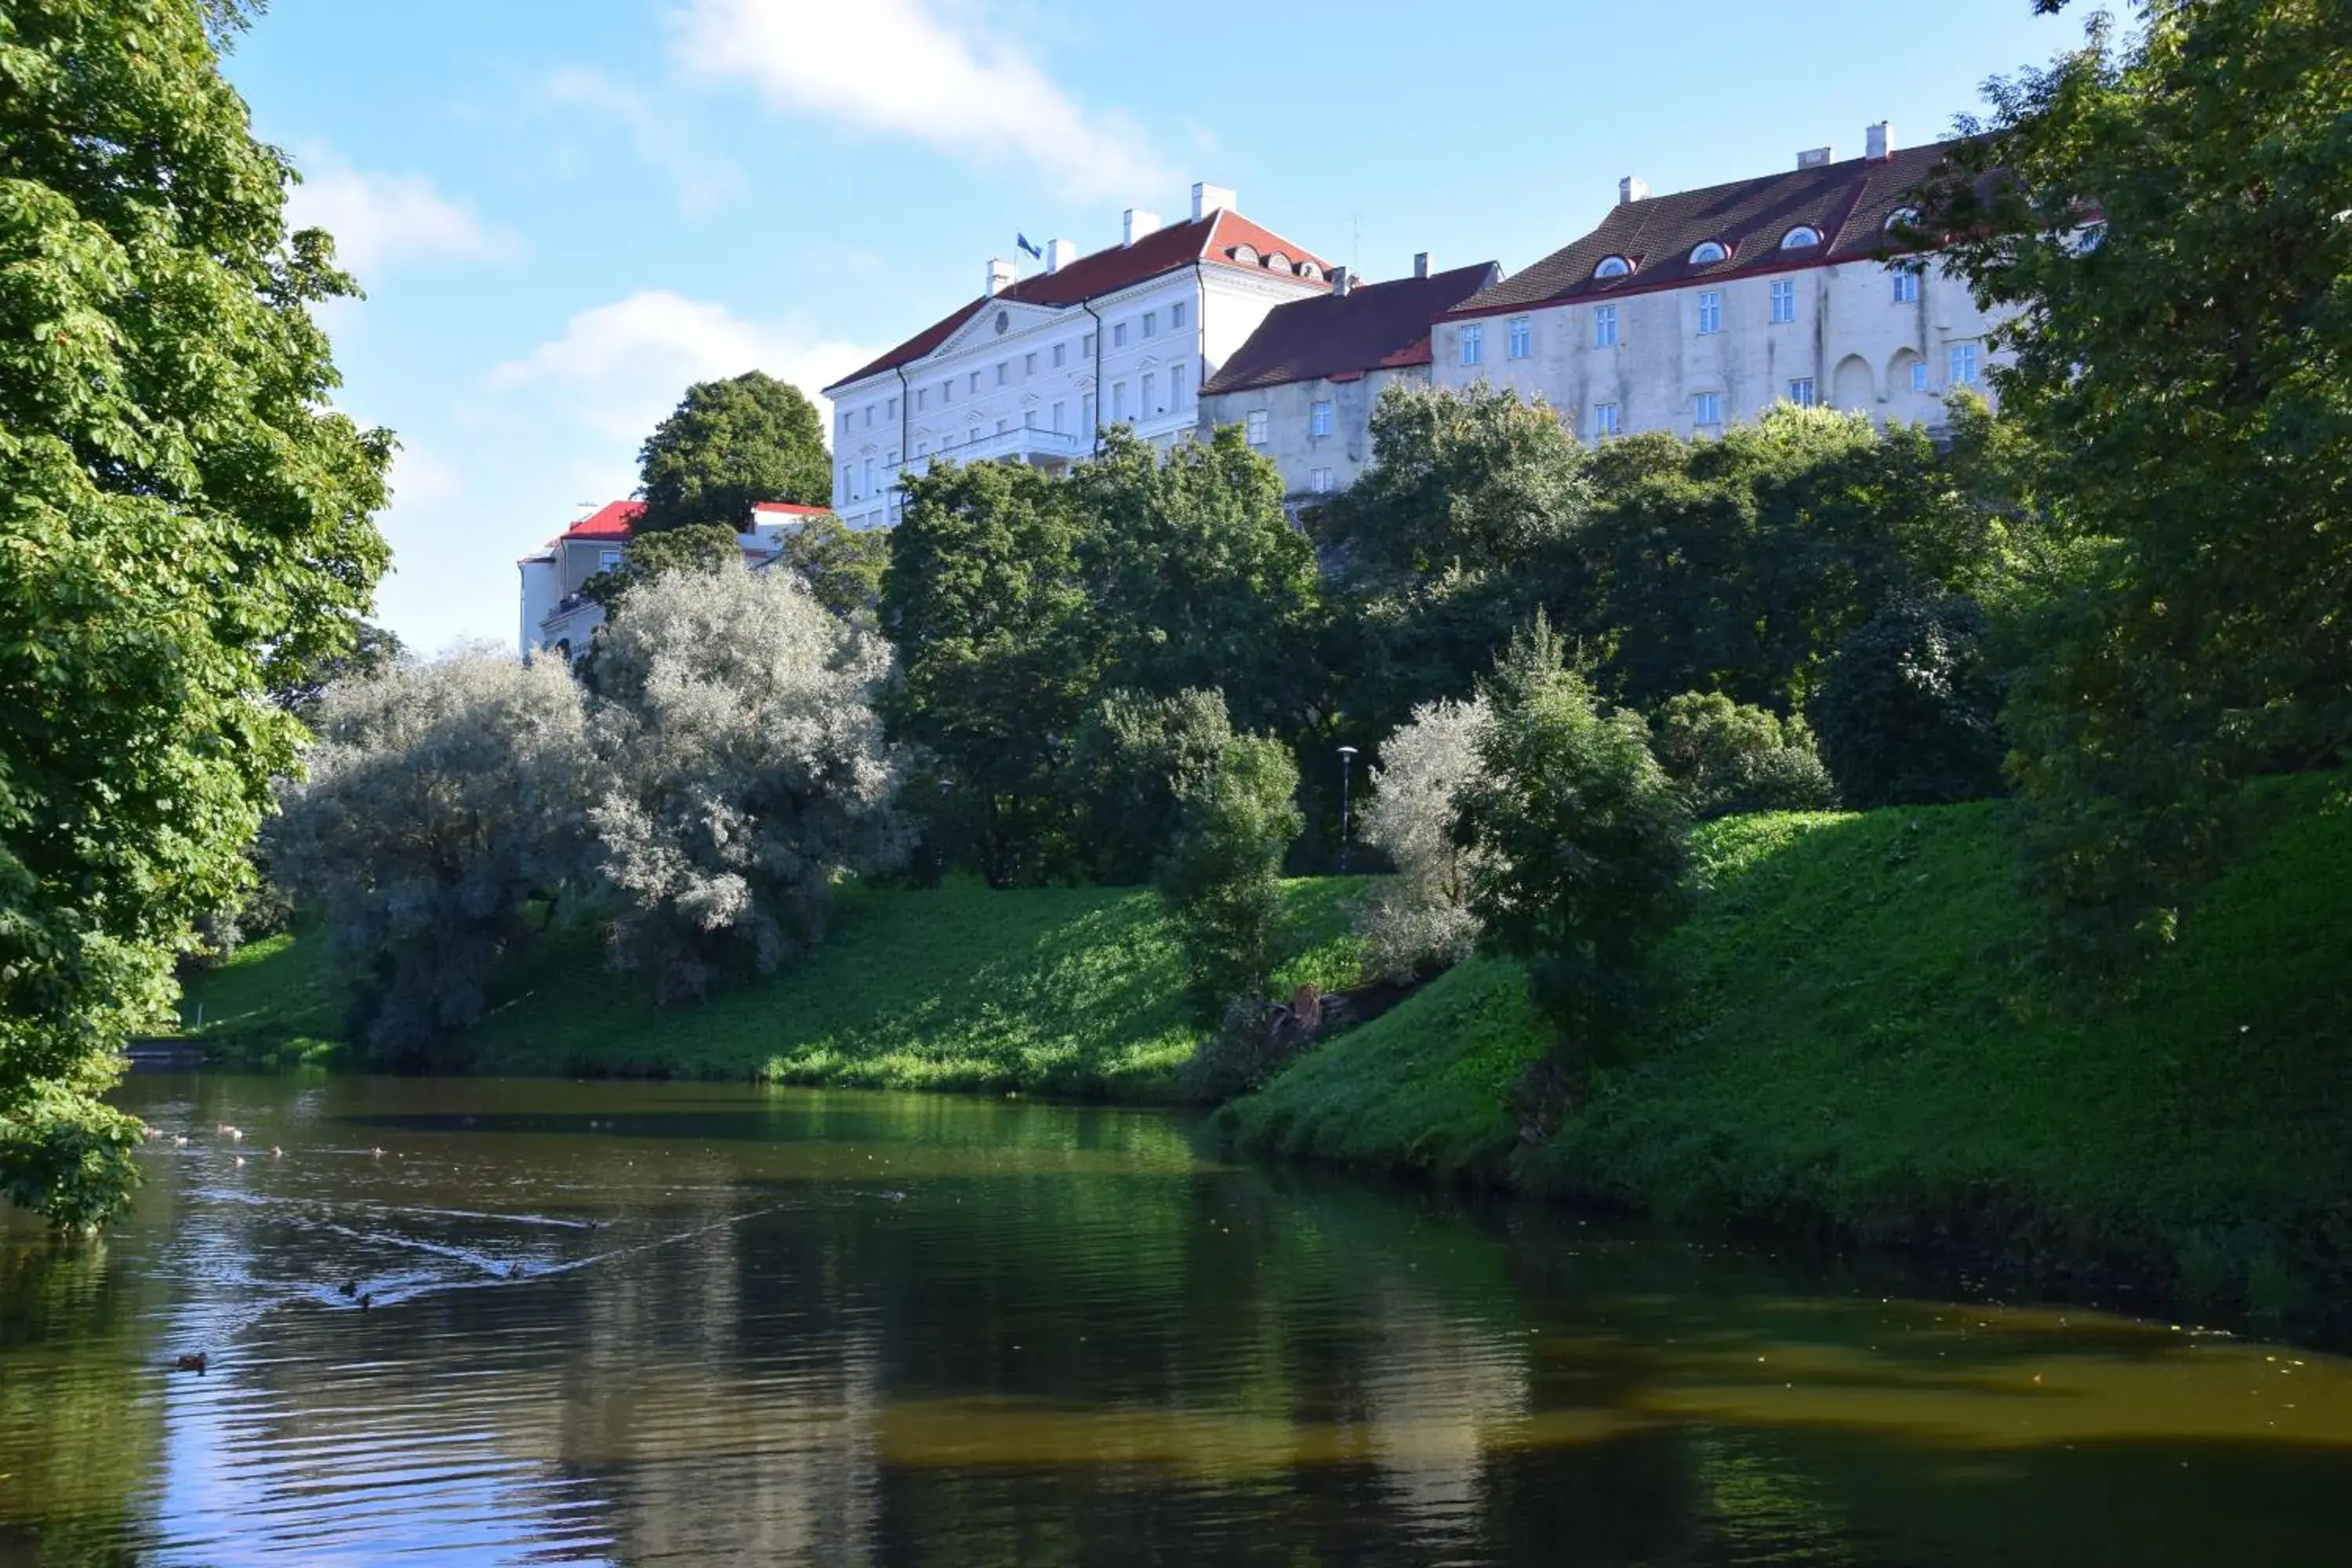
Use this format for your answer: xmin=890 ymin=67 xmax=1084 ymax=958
xmin=183 ymin=879 xmax=1368 ymax=1101
xmin=1219 ymin=775 xmax=2352 ymax=1338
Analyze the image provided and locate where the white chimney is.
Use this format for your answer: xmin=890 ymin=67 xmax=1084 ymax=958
xmin=1123 ymin=208 xmax=1160 ymax=247
xmin=1618 ymin=176 xmax=1650 ymax=205
xmin=1044 ymin=238 xmax=1075 ymax=274
xmin=1866 ymin=122 xmax=1893 ymax=161
xmin=985 ymin=257 xmax=1016 ymax=296
xmin=1191 ymin=182 xmax=1236 ymax=220
xmin=1798 ymin=147 xmax=1835 ymax=169
xmin=1413 ymin=251 xmax=1431 ymax=279
xmin=1330 ymin=266 xmax=1352 ymax=296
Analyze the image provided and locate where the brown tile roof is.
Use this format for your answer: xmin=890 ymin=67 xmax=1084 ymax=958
xmin=1447 ymin=140 xmax=1978 ymax=320
xmin=826 ymin=210 xmax=1334 ymax=392
xmin=1202 ymin=261 xmax=1501 ymax=396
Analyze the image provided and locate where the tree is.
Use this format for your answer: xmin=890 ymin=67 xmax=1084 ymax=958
xmin=0 ymin=2 xmax=391 ymax=1223
xmin=776 ymin=514 xmax=890 ymax=622
xmin=1650 ymin=692 xmax=1838 ymax=821
xmin=635 ymin=372 xmax=830 ymax=534
xmin=269 ymin=619 xmax=404 ymax=720
xmin=268 ymin=649 xmax=596 ymax=1068
xmin=1357 ymin=697 xmax=1491 ymax=980
xmin=1921 ymin=0 xmax=2352 ymax=960
xmin=1063 ymin=688 xmax=1236 ymax=887
xmin=579 ymin=522 xmax=741 ymax=614
xmin=1158 ymin=732 xmax=1303 ymax=1024
xmin=588 ymin=561 xmax=908 ymax=1004
xmin=1812 ymin=598 xmax=2006 ymax=810
xmin=1455 ymin=621 xmax=1690 ymax=1068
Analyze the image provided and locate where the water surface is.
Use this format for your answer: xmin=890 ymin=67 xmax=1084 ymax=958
xmin=2 ymin=1073 xmax=2347 ymax=1566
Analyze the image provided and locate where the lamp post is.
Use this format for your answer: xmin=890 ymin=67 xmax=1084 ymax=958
xmin=1337 ymin=746 xmax=1359 ymax=874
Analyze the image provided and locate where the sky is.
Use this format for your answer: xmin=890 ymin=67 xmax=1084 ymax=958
xmin=220 ymin=0 xmax=2092 ymax=654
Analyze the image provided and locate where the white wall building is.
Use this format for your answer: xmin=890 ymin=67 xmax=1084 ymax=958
xmin=1433 ymin=127 xmax=2008 ymax=441
xmin=515 ymin=499 xmax=830 ymax=661
xmin=820 ymin=183 xmax=1334 ymax=530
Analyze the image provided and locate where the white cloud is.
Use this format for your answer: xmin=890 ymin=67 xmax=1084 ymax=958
xmin=535 ymin=67 xmax=745 ymax=216
xmin=287 ymin=150 xmax=523 ymax=275
xmin=670 ymin=0 xmax=1170 ymax=201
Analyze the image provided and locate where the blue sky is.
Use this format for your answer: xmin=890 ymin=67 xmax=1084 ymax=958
xmin=222 ymin=0 xmax=2089 ymax=652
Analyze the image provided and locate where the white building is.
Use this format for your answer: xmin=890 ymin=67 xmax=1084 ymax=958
xmin=1433 ymin=126 xmax=2008 ymax=440
xmin=820 ymin=183 xmax=1334 ymax=530
xmin=516 ymin=499 xmax=831 ymax=661
xmin=1198 ymin=254 xmax=1498 ymax=504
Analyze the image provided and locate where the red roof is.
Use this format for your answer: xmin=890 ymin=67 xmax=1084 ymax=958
xmin=561 ymin=500 xmax=645 ymax=541
xmin=751 ymin=502 xmax=833 ymax=518
xmin=1202 ymin=262 xmax=1501 ymax=397
xmin=825 ymin=209 xmax=1334 ymax=392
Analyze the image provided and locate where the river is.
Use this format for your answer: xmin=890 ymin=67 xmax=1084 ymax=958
xmin=1 ymin=1073 xmax=2346 ymax=1566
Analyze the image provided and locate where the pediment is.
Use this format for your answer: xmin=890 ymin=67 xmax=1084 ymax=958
xmin=931 ymin=297 xmax=1071 ymax=360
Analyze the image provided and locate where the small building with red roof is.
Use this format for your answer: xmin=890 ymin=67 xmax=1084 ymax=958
xmin=821 ymin=181 xmax=1334 ymax=530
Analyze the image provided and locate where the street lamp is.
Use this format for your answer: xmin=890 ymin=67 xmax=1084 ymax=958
xmin=1337 ymin=746 xmax=1359 ymax=874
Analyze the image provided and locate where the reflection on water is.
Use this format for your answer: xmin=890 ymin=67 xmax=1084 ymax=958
xmin=2 ymin=1074 xmax=2348 ymax=1566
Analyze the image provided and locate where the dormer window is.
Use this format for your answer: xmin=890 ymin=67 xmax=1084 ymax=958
xmin=1885 ymin=206 xmax=1921 ymax=234
xmin=1594 ymin=255 xmax=1633 ymax=279
xmin=1265 ymin=251 xmax=1291 ymax=272
xmin=1230 ymin=244 xmax=1259 ymax=266
xmin=1298 ymin=262 xmax=1322 ymax=281
xmin=1689 ymin=240 xmax=1729 ymax=265
xmin=1781 ymin=226 xmax=1824 ymax=249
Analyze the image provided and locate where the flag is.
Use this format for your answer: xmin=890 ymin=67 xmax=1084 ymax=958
xmin=1015 ymin=233 xmax=1043 ymax=260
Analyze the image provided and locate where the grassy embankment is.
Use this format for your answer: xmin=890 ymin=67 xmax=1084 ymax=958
xmin=1214 ymin=773 xmax=2352 ymax=1335
xmin=183 ymin=880 xmax=1367 ymax=1102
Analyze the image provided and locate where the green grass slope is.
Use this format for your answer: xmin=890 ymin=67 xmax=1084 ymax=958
xmin=183 ymin=880 xmax=1368 ymax=1102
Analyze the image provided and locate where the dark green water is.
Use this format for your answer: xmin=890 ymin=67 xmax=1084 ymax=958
xmin=2 ymin=1075 xmax=2347 ymax=1566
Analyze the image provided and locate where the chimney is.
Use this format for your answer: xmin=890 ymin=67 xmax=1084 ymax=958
xmin=1798 ymin=147 xmax=1835 ymax=169
xmin=1413 ymin=252 xmax=1431 ymax=279
xmin=1044 ymin=238 xmax=1075 ymax=274
xmin=1866 ymin=121 xmax=1893 ymax=162
xmin=1123 ymin=208 xmax=1160 ymax=247
xmin=1618 ymin=176 xmax=1650 ymax=205
xmin=985 ymin=257 xmax=1016 ymax=296
xmin=1191 ymin=182 xmax=1236 ymax=220
xmin=1330 ymin=266 xmax=1352 ymax=296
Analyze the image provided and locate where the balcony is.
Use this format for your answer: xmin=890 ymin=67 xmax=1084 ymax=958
xmin=924 ymin=424 xmax=1087 ymax=469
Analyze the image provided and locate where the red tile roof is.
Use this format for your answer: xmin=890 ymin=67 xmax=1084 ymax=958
xmin=751 ymin=502 xmax=833 ymax=518
xmin=561 ymin=500 xmax=645 ymax=541
xmin=1201 ymin=262 xmax=1501 ymax=397
xmin=825 ymin=209 xmax=1334 ymax=392
xmin=1447 ymin=140 xmax=1984 ymax=320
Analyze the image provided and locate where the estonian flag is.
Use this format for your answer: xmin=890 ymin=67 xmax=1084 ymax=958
xmin=1015 ymin=233 xmax=1044 ymax=260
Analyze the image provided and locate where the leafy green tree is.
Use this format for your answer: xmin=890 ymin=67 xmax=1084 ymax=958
xmin=1456 ymin=621 xmax=1690 ymax=1068
xmin=1650 ymin=692 xmax=1837 ymax=820
xmin=776 ymin=514 xmax=890 ymax=621
xmin=1063 ymin=688 xmax=1236 ymax=887
xmin=1158 ymin=732 xmax=1303 ymax=1024
xmin=882 ymin=459 xmax=1095 ymax=885
xmin=0 ymin=0 xmax=390 ymax=1223
xmin=579 ymin=522 xmax=741 ymax=613
xmin=1922 ymin=0 xmax=2352 ymax=960
xmin=636 ymin=371 xmax=830 ymax=534
xmin=1813 ymin=597 xmax=2007 ymax=810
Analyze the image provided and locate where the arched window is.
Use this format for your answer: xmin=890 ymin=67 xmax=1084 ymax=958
xmin=1593 ymin=255 xmax=1632 ymax=279
xmin=1884 ymin=206 xmax=1921 ymax=233
xmin=1298 ymin=262 xmax=1322 ymax=281
xmin=1689 ymin=240 xmax=1729 ymax=265
xmin=1230 ymin=244 xmax=1259 ymax=266
xmin=1781 ymin=226 xmax=1824 ymax=249
xmin=1265 ymin=251 xmax=1292 ymax=272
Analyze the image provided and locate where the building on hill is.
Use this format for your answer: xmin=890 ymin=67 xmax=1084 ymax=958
xmin=1434 ymin=125 xmax=2008 ymax=441
xmin=819 ymin=183 xmax=1334 ymax=531
xmin=1198 ymin=254 xmax=1501 ymax=505
xmin=516 ymin=499 xmax=833 ymax=661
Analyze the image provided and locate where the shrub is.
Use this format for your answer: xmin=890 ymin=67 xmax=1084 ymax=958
xmin=589 ymin=561 xmax=909 ymax=1004
xmin=1356 ymin=696 xmax=1491 ymax=978
xmin=1158 ymin=733 xmax=1303 ymax=1024
xmin=268 ymin=646 xmax=598 ymax=1066
xmin=1650 ymin=691 xmax=1838 ymax=820
xmin=1064 ymin=688 xmax=1235 ymax=886
xmin=1456 ymin=620 xmax=1691 ymax=1068
xmin=1813 ymin=594 xmax=2006 ymax=809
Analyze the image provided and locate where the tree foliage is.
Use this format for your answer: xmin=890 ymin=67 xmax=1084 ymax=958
xmin=1813 ymin=597 xmax=2007 ymax=811
xmin=1650 ymin=692 xmax=1838 ymax=821
xmin=1157 ymin=731 xmax=1303 ymax=1024
xmin=776 ymin=514 xmax=890 ymax=622
xmin=589 ymin=562 xmax=908 ymax=1004
xmin=269 ymin=649 xmax=594 ymax=1068
xmin=1357 ymin=697 xmax=1491 ymax=980
xmin=1063 ymin=688 xmax=1236 ymax=887
xmin=636 ymin=371 xmax=830 ymax=534
xmin=0 ymin=0 xmax=390 ymax=1221
xmin=579 ymin=522 xmax=740 ymax=614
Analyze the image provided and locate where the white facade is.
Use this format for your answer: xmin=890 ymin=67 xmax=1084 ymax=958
xmin=822 ymin=184 xmax=1330 ymax=530
xmin=515 ymin=502 xmax=824 ymax=661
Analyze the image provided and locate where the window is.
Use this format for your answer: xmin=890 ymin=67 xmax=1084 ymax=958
xmin=1311 ymin=466 xmax=1333 ymax=494
xmin=1024 ymin=352 xmax=1036 ymax=374
xmin=1594 ymin=403 xmax=1621 ymax=437
xmin=1781 ymin=226 xmax=1823 ymax=249
xmin=887 ymin=396 xmax=898 ymax=419
xmin=968 ymin=372 xmax=981 ymax=393
xmin=995 ymin=361 xmax=1007 ymax=386
xmin=1788 ymin=378 xmax=1817 ymax=407
xmin=916 ymin=387 xmax=927 ymax=412
xmin=1053 ymin=343 xmax=1067 ymax=368
xmin=1113 ymin=322 xmax=1128 ymax=348
xmin=1891 ymin=266 xmax=1921 ymax=304
xmin=2080 ymin=222 xmax=2107 ymax=252
xmin=1142 ymin=310 xmax=1157 ymax=339
xmin=1025 ymin=410 xmax=1036 ymax=429
xmin=1951 ymin=343 xmax=1980 ymax=384
xmin=1910 ymin=359 xmax=1930 ymax=394
xmin=1460 ymin=323 xmax=1483 ymax=365
xmin=862 ymin=457 xmax=875 ymax=493
xmin=1112 ymin=382 xmax=1127 ymax=420
xmin=838 ymin=411 xmax=851 ymax=436
xmin=1082 ymin=393 xmax=1095 ymax=432
xmin=1886 ymin=206 xmax=1921 ymax=234
xmin=1693 ymin=390 xmax=1724 ymax=425
xmin=1508 ymin=316 xmax=1532 ymax=359
xmin=1770 ymin=278 xmax=1795 ymax=323
xmin=1052 ymin=401 xmax=1066 ymax=433
xmin=1690 ymin=240 xmax=1728 ymax=264
xmin=863 ymin=406 xmax=873 ymax=428
xmin=1141 ymin=371 xmax=1156 ymax=413
xmin=1311 ymin=400 xmax=1333 ymax=437
xmin=1170 ymin=361 xmax=1187 ymax=408
xmin=1594 ymin=306 xmax=1618 ymax=347
xmin=1696 ymin=290 xmax=1722 ymax=335
xmin=1171 ymin=302 xmax=1188 ymax=330
xmin=996 ymin=418 xmax=1009 ymax=435
xmin=942 ymin=379 xmax=953 ymax=404
xmin=916 ymin=439 xmax=930 ymax=457
xmin=1082 ymin=332 xmax=1095 ymax=355
xmin=598 ymin=548 xmax=622 ymax=572
xmin=1245 ymin=409 xmax=1269 ymax=446
xmin=840 ymin=463 xmax=851 ymax=498
xmin=1594 ymin=255 xmax=1632 ymax=279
